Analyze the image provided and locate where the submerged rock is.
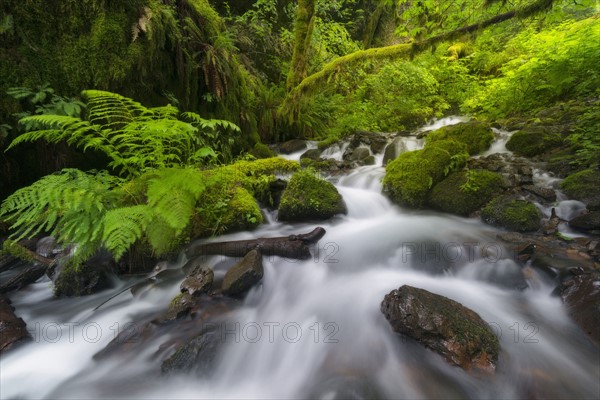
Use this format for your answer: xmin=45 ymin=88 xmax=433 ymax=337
xmin=161 ymin=323 xmax=222 ymax=376
xmin=0 ymin=295 xmax=30 ymax=353
xmin=222 ymin=249 xmax=263 ymax=297
xmin=278 ymin=170 xmax=347 ymax=221
xmin=381 ymin=285 xmax=499 ymax=373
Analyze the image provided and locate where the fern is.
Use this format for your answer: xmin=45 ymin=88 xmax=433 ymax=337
xmin=7 ymin=90 xmax=241 ymax=177
xmin=0 ymin=169 xmax=122 ymax=260
xmin=101 ymin=205 xmax=152 ymax=260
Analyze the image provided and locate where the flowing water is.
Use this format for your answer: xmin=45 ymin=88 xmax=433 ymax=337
xmin=1 ymin=121 xmax=599 ymax=399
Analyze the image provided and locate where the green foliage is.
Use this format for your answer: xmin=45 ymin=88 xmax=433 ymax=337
xmin=465 ymin=17 xmax=600 ymax=117
xmin=278 ymin=169 xmax=346 ymax=221
xmin=565 ymin=103 xmax=600 ymax=169
xmin=320 ymin=61 xmax=448 ymax=138
xmin=8 ymin=90 xmax=240 ymax=176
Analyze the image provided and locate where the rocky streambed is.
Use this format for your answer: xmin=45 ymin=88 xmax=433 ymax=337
xmin=1 ymin=116 xmax=599 ymax=399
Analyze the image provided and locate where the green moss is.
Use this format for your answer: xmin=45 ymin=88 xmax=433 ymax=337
xmin=560 ymin=169 xmax=600 ymax=210
xmin=506 ymin=127 xmax=563 ymax=157
xmin=248 ymin=143 xmax=276 ymax=159
xmin=383 ymin=143 xmax=464 ymax=208
xmin=317 ymin=136 xmax=341 ymax=150
xmin=428 ymin=170 xmax=504 ymax=216
xmin=278 ymin=170 xmax=347 ymax=221
xmin=426 ymin=121 xmax=494 ymax=155
xmin=481 ymin=196 xmax=542 ymax=232
xmin=221 ymin=187 xmax=264 ymax=231
xmin=383 ymin=151 xmax=434 ymax=208
xmin=53 ymin=261 xmax=110 ymax=297
xmin=2 ymin=239 xmax=36 ymax=263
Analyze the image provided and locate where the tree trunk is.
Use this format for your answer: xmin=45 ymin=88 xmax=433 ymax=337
xmin=286 ymin=0 xmax=316 ymax=90
xmin=186 ymin=227 xmax=326 ymax=260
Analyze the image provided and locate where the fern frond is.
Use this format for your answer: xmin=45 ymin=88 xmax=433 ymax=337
xmin=102 ymin=205 xmax=153 ymax=260
xmin=83 ymin=90 xmax=148 ymax=127
xmin=146 ymin=167 xmax=205 ymax=232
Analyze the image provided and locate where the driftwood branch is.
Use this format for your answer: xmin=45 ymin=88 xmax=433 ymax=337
xmin=186 ymin=227 xmax=327 ymax=260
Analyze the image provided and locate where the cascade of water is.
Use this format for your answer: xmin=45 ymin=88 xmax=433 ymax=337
xmin=2 ymin=124 xmax=598 ymax=400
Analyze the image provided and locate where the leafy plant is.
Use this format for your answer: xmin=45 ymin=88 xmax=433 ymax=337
xmin=7 ymin=90 xmax=240 ymax=177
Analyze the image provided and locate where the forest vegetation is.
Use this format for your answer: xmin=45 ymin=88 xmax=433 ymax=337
xmin=1 ymin=0 xmax=598 ymax=270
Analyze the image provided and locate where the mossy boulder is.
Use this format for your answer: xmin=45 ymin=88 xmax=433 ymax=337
xmin=383 ymin=145 xmax=461 ymax=208
xmin=248 ymin=143 xmax=276 ymax=159
xmin=428 ymin=170 xmax=504 ymax=216
xmin=220 ymin=187 xmax=264 ymax=231
xmin=381 ymin=285 xmax=500 ymax=373
xmin=560 ymin=169 xmax=600 ymax=210
xmin=481 ymin=196 xmax=542 ymax=232
xmin=506 ymin=127 xmax=563 ymax=157
xmin=278 ymin=170 xmax=347 ymax=221
xmin=426 ymin=121 xmax=494 ymax=155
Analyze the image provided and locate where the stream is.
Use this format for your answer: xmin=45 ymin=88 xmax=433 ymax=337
xmin=1 ymin=119 xmax=599 ymax=399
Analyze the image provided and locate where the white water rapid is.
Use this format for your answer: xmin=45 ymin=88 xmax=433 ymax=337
xmin=1 ymin=129 xmax=599 ymax=400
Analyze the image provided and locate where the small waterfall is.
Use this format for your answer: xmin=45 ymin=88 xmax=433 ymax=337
xmin=2 ymin=119 xmax=599 ymax=400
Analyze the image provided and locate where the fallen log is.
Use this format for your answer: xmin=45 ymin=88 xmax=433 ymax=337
xmin=186 ymin=227 xmax=326 ymax=260
xmin=0 ymin=263 xmax=48 ymax=294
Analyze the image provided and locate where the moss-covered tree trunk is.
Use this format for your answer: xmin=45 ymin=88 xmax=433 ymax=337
xmin=286 ymin=0 xmax=316 ymax=90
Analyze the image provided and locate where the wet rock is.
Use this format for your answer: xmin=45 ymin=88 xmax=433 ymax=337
xmin=0 ymin=295 xmax=30 ymax=353
xmin=559 ymin=270 xmax=600 ymax=346
xmin=279 ymin=139 xmax=307 ymax=154
xmin=381 ymin=285 xmax=499 ymax=373
xmin=300 ymin=148 xmax=322 ymax=161
xmin=54 ymin=250 xmax=117 ymax=297
xmin=382 ymin=137 xmax=406 ymax=165
xmin=0 ymin=263 xmax=47 ymax=294
xmin=164 ymin=292 xmax=196 ymax=321
xmin=161 ymin=323 xmax=221 ymax=376
xmin=35 ymin=236 xmax=60 ymax=258
xmin=278 ymin=170 xmax=347 ymax=221
xmin=569 ymin=211 xmax=600 ymax=232
xmin=346 ymin=147 xmax=371 ymax=162
xmin=523 ymin=185 xmax=557 ymax=202
xmin=0 ymin=254 xmax=21 ymax=274
xmin=180 ymin=266 xmax=213 ymax=296
xmin=363 ymin=155 xmax=376 ymax=165
xmin=481 ymin=195 xmax=542 ymax=232
xmin=222 ymin=250 xmax=263 ymax=297
xmin=350 ymin=131 xmax=388 ymax=154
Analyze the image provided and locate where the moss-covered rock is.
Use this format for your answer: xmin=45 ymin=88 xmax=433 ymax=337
xmin=278 ymin=170 xmax=347 ymax=221
xmin=481 ymin=196 xmax=542 ymax=232
xmin=506 ymin=127 xmax=563 ymax=157
xmin=381 ymin=285 xmax=500 ymax=373
xmin=248 ymin=143 xmax=276 ymax=159
xmin=221 ymin=187 xmax=264 ymax=231
xmin=383 ymin=144 xmax=462 ymax=208
xmin=383 ymin=151 xmax=433 ymax=208
xmin=428 ymin=170 xmax=504 ymax=216
xmin=560 ymin=169 xmax=600 ymax=210
xmin=426 ymin=121 xmax=494 ymax=155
